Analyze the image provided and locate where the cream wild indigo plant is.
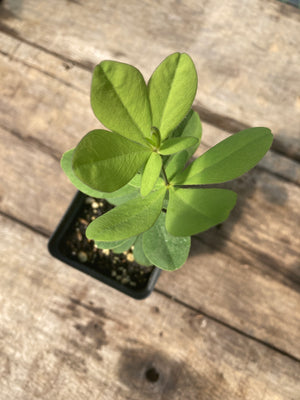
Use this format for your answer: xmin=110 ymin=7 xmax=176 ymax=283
xmin=61 ymin=53 xmax=273 ymax=271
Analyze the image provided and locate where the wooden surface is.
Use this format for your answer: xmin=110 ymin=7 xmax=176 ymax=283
xmin=0 ymin=0 xmax=299 ymax=398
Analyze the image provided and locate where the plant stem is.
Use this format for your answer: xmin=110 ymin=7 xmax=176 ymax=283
xmin=161 ymin=165 xmax=169 ymax=185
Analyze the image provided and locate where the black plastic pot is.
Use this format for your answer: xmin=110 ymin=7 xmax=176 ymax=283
xmin=48 ymin=191 xmax=161 ymax=299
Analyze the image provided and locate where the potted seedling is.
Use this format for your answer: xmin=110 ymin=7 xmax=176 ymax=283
xmin=49 ymin=52 xmax=273 ymax=299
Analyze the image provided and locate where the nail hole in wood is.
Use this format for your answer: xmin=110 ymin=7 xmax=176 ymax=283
xmin=145 ymin=367 xmax=160 ymax=383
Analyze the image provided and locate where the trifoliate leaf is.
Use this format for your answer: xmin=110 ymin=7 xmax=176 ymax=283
xmin=165 ymin=151 xmax=189 ymax=181
xmin=61 ymin=149 xmax=106 ymax=198
xmin=173 ymin=127 xmax=273 ymax=185
xmin=94 ymin=236 xmax=136 ymax=252
xmin=170 ymin=109 xmax=202 ymax=159
xmin=159 ymin=136 xmax=198 ymax=155
xmin=86 ymin=186 xmax=167 ymax=241
xmin=141 ymin=152 xmax=162 ymax=197
xmin=72 ymin=129 xmax=151 ymax=192
xmin=148 ymin=53 xmax=197 ymax=140
xmin=132 ymin=235 xmax=152 ymax=266
xmin=91 ymin=61 xmax=152 ymax=144
xmin=166 ymin=187 xmax=237 ymax=236
xmin=143 ymin=213 xmax=191 ymax=271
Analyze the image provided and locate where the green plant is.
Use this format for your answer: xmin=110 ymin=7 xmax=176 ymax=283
xmin=61 ymin=53 xmax=273 ymax=271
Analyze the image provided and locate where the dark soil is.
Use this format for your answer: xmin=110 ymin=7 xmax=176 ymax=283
xmin=59 ymin=196 xmax=154 ymax=290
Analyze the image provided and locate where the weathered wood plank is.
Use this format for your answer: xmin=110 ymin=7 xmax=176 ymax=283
xmin=1 ymin=124 xmax=300 ymax=360
xmin=0 ymin=125 xmax=75 ymax=236
xmin=0 ymin=214 xmax=299 ymax=400
xmin=193 ymin=161 xmax=300 ymax=285
xmin=0 ymin=20 xmax=300 ymax=360
xmin=157 ymin=236 xmax=300 ymax=359
xmin=0 ymin=31 xmax=299 ymax=357
xmin=1 ymin=0 xmax=299 ymax=159
xmin=0 ymin=38 xmax=96 ymax=156
xmin=0 ymin=34 xmax=299 ymax=187
xmin=1 ymin=92 xmax=299 ymax=284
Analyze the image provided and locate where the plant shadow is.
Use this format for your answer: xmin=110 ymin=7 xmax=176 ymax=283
xmin=0 ymin=0 xmax=23 ymax=37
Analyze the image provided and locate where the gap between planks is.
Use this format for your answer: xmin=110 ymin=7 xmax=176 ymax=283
xmin=1 ymin=15 xmax=298 ymax=360
xmin=1 ymin=119 xmax=299 ymax=290
xmin=1 ymin=209 xmax=299 ymax=368
xmin=1 ymin=116 xmax=299 ymax=358
xmin=154 ymin=287 xmax=300 ymax=364
xmin=1 ymin=202 xmax=299 ymax=364
xmin=0 ymin=41 xmax=299 ymax=187
xmin=0 ymin=25 xmax=299 ymax=163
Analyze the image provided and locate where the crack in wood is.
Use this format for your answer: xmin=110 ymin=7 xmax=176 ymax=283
xmin=0 ymin=25 xmax=299 ymax=163
xmin=1 ymin=125 xmax=61 ymax=161
xmin=195 ymin=234 xmax=300 ymax=292
xmin=0 ymin=21 xmax=94 ymax=71
xmin=0 ymin=209 xmax=51 ymax=238
xmin=154 ymin=288 xmax=300 ymax=363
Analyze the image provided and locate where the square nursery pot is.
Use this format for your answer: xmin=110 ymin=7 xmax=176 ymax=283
xmin=48 ymin=191 xmax=161 ymax=300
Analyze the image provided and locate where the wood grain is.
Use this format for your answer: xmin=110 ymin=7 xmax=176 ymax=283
xmin=157 ymin=236 xmax=300 ymax=359
xmin=1 ymin=1 xmax=300 ymax=396
xmin=0 ymin=31 xmax=299 ymax=186
xmin=1 ymin=87 xmax=299 ymax=282
xmin=0 ymin=214 xmax=299 ymax=400
xmin=1 ymin=123 xmax=299 ymax=358
xmin=0 ymin=26 xmax=299 ymax=358
xmin=1 ymin=0 xmax=299 ymax=159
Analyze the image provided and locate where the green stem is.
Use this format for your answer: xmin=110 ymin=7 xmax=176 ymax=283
xmin=161 ymin=165 xmax=169 ymax=185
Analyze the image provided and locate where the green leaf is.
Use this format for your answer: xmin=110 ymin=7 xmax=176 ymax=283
xmin=141 ymin=152 xmax=162 ymax=197
xmin=143 ymin=213 xmax=191 ymax=271
xmin=98 ymin=181 xmax=139 ymax=206
xmin=148 ymin=53 xmax=197 ymax=140
xmin=170 ymin=109 xmax=202 ymax=159
xmin=86 ymin=186 xmax=167 ymax=241
xmin=162 ymin=111 xmax=201 ymax=176
xmin=132 ymin=235 xmax=152 ymax=266
xmin=162 ymin=191 xmax=169 ymax=209
xmin=106 ymin=236 xmax=136 ymax=253
xmin=173 ymin=127 xmax=273 ymax=185
xmin=61 ymin=149 xmax=107 ymax=198
xmin=127 ymin=173 xmax=164 ymax=190
xmin=61 ymin=149 xmax=141 ymax=205
xmin=91 ymin=61 xmax=152 ymax=144
xmin=94 ymin=236 xmax=136 ymax=252
xmin=159 ymin=136 xmax=198 ymax=155
xmin=166 ymin=187 xmax=237 ymax=236
xmin=165 ymin=151 xmax=189 ymax=181
xmin=150 ymin=127 xmax=161 ymax=148
xmin=72 ymin=129 xmax=151 ymax=192
xmin=127 ymin=173 xmax=142 ymax=188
